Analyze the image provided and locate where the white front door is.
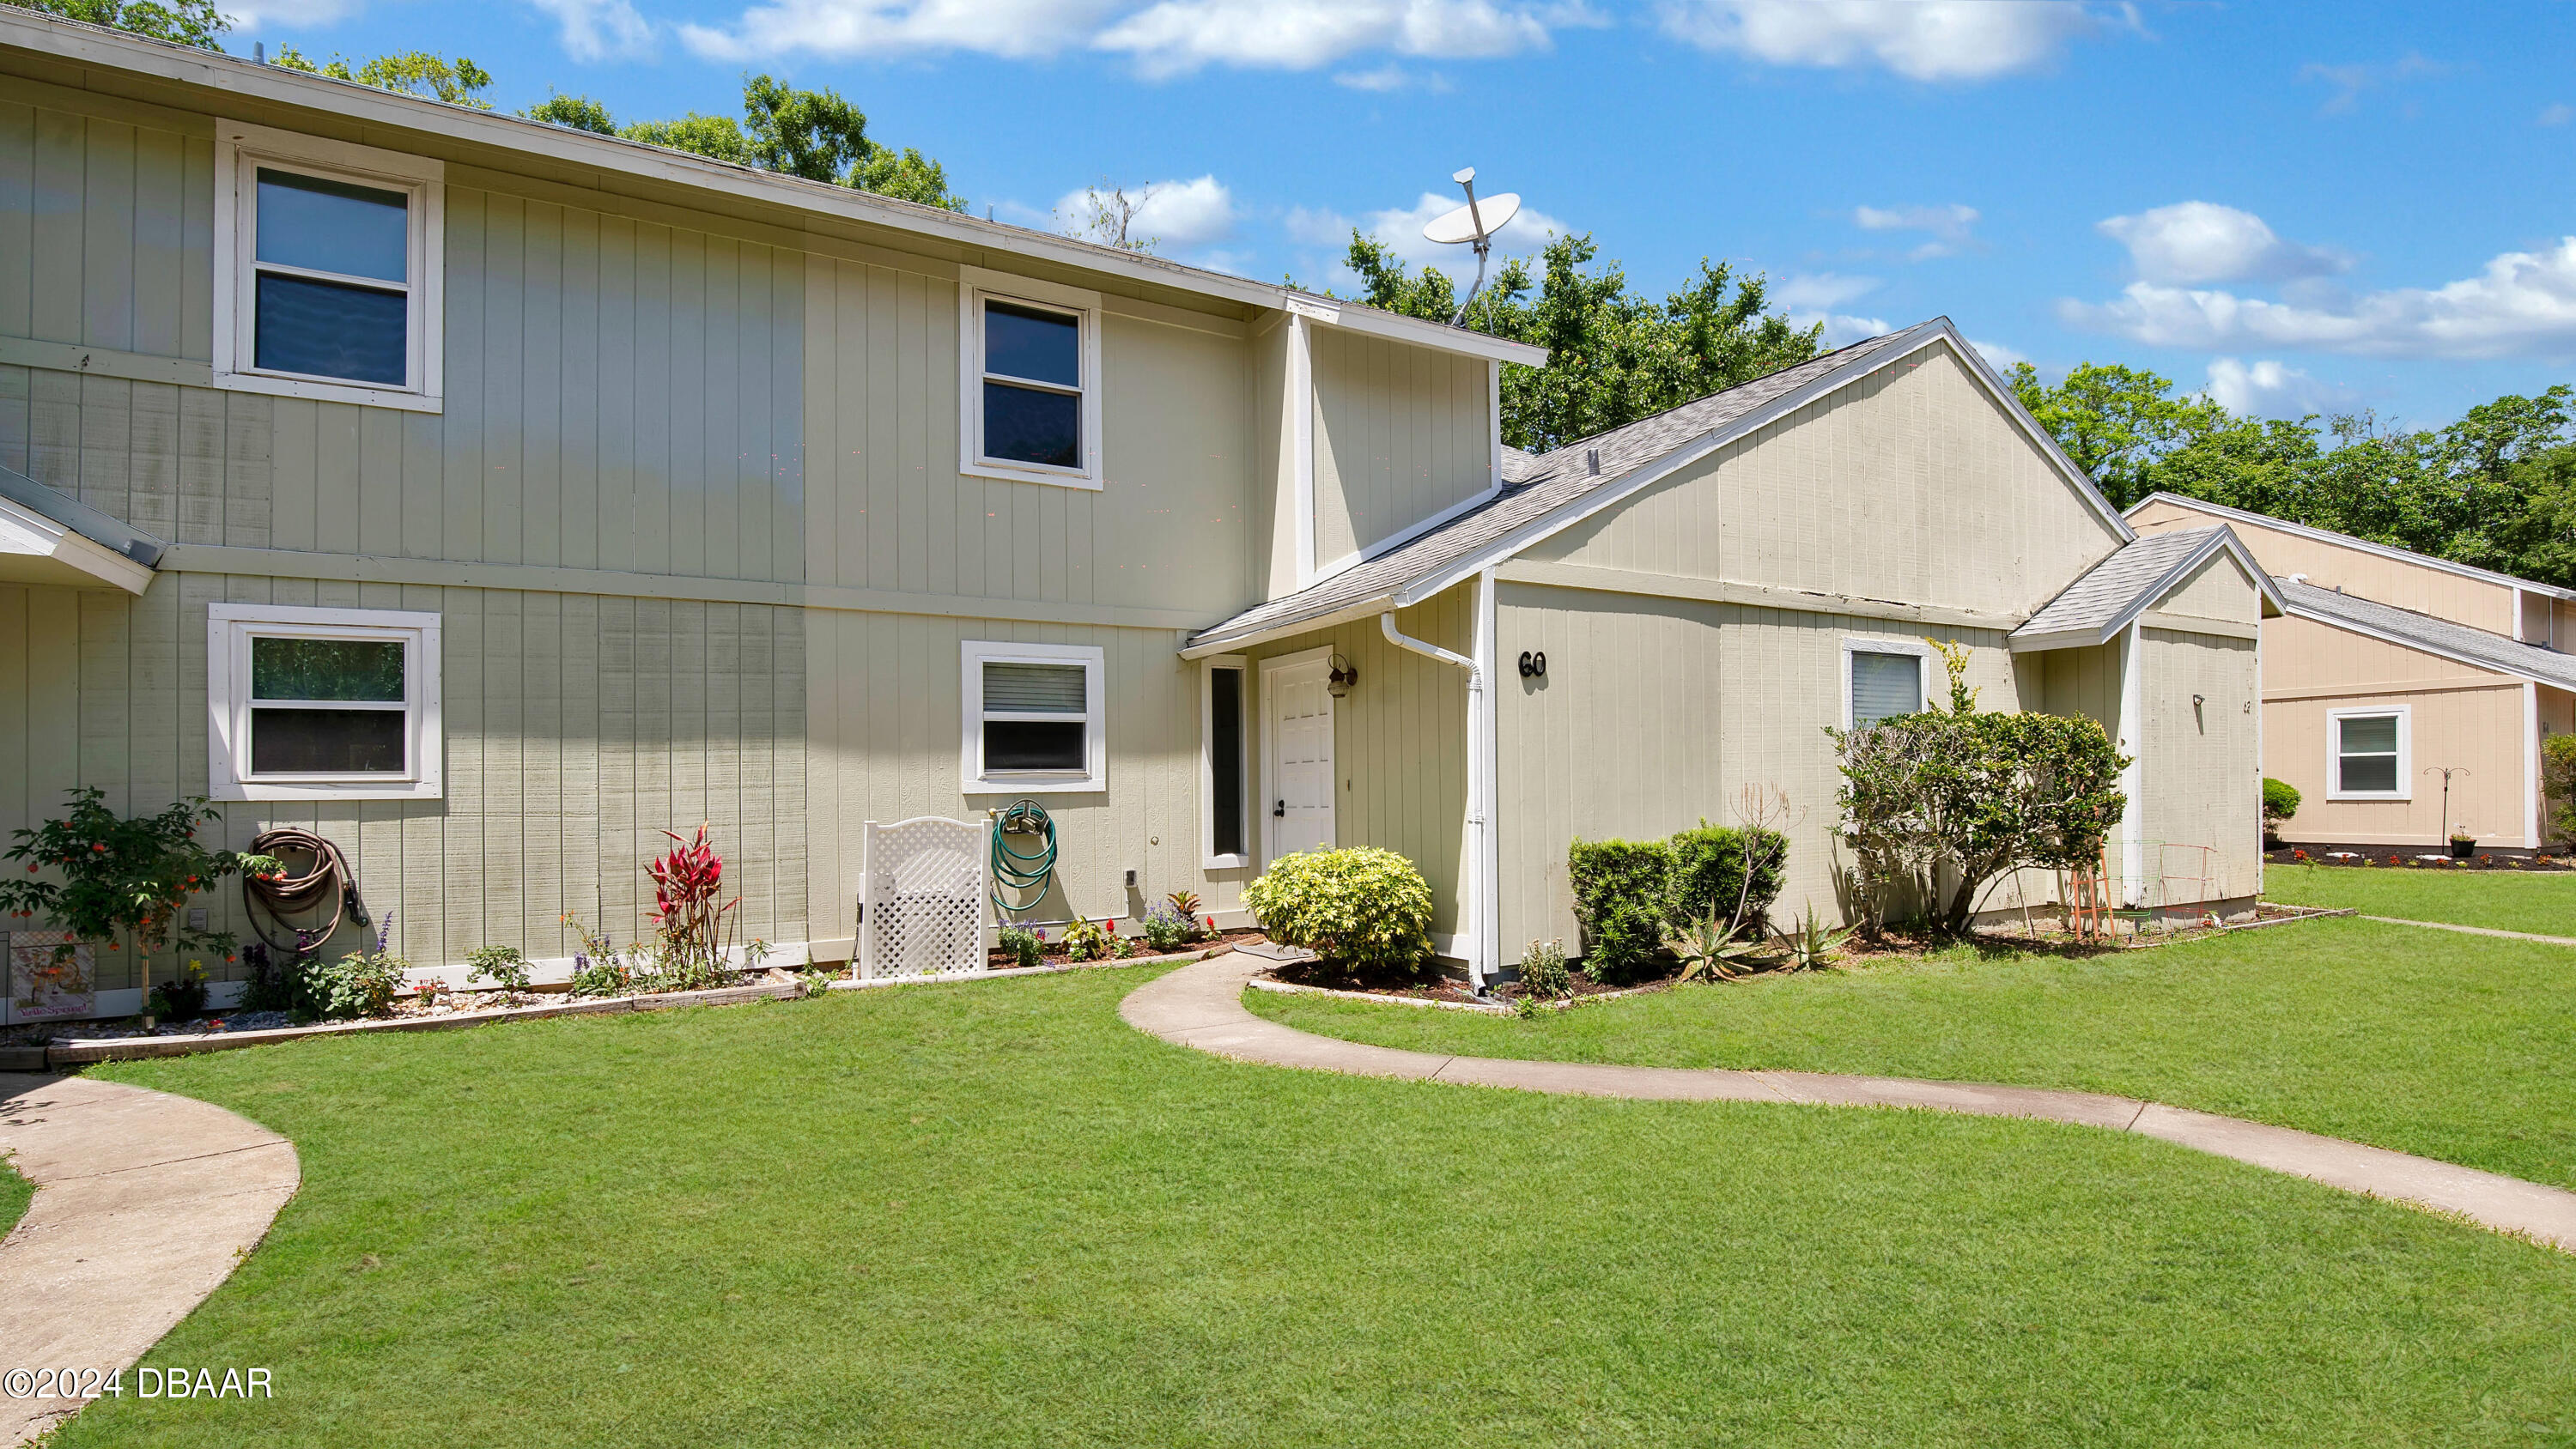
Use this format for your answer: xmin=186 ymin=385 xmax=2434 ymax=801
xmin=1263 ymin=652 xmax=1336 ymax=862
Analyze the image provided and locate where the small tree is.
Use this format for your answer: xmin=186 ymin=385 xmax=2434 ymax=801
xmin=2262 ymin=778 xmax=2301 ymax=840
xmin=0 ymin=787 xmax=277 ymax=994
xmin=1832 ymin=646 xmax=2127 ymax=936
xmin=2545 ymin=734 xmax=2576 ymax=844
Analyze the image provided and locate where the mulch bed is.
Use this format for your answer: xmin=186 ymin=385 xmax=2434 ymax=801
xmin=2268 ymin=846 xmax=2573 ymax=871
xmin=1264 ymin=955 xmax=1685 ymax=1005
xmin=987 ymin=926 xmax=1267 ymax=970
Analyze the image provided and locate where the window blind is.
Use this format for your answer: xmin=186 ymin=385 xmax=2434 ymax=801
xmin=984 ymin=662 xmax=1087 ymax=714
xmin=1850 ymin=652 xmax=1923 ymax=726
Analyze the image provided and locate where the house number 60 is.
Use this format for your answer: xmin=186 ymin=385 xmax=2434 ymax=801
xmin=1517 ymin=651 xmax=1546 ymax=678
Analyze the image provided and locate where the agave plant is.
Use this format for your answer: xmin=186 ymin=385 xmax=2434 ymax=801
xmin=1772 ymin=906 xmax=1856 ymax=971
xmin=1674 ymin=912 xmax=1765 ymax=983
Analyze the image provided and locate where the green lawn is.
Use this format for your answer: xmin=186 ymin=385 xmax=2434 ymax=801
xmin=0 ymin=1153 xmax=28 ymax=1240
xmin=2263 ymin=861 xmax=2576 ymax=935
xmin=42 ymin=965 xmax=2576 ymax=1446
xmin=1250 ymin=914 xmax=2576 ymax=1190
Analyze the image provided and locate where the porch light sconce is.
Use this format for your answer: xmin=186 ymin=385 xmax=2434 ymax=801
xmin=1327 ymin=653 xmax=1358 ymax=697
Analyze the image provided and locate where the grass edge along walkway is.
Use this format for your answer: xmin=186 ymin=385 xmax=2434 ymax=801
xmin=1127 ymin=954 xmax=2576 ymax=1254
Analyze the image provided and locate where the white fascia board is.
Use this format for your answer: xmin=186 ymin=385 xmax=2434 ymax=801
xmin=2127 ymin=490 xmax=2576 ymax=603
xmin=1178 ymin=596 xmax=1400 ymax=659
xmin=0 ymin=494 xmax=155 ymax=593
xmin=2279 ymin=602 xmax=2559 ymax=688
xmin=3 ymin=13 xmax=1546 ymax=372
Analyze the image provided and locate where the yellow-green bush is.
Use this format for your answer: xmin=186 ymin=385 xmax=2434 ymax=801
xmin=1243 ymin=847 xmax=1435 ymax=974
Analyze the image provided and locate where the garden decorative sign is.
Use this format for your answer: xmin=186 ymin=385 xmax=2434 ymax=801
xmin=7 ymin=929 xmax=96 ymax=1022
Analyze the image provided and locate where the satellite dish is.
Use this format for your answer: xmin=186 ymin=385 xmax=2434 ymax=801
xmin=1419 ymin=167 xmax=1522 ymax=330
xmin=1423 ymin=191 xmax=1520 ymax=246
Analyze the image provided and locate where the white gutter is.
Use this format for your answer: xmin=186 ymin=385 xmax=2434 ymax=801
xmin=1380 ymin=577 xmax=1498 ymax=991
xmin=2118 ymin=621 xmax=2148 ymax=909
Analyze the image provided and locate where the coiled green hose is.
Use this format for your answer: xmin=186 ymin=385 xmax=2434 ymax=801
xmin=991 ymin=799 xmax=1057 ymax=916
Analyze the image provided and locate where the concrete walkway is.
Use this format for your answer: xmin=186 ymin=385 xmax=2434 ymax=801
xmin=1124 ymin=955 xmax=2576 ymax=1254
xmin=0 ymin=1073 xmax=299 ymax=1446
xmin=2364 ymin=915 xmax=2576 ymax=947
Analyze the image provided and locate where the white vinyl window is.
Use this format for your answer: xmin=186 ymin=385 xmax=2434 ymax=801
xmin=958 ymin=267 xmax=1103 ymax=489
xmin=1200 ymin=656 xmax=1250 ymax=868
xmin=2327 ymin=706 xmax=2409 ymax=800
xmin=1842 ymin=639 xmax=1934 ymax=729
xmin=209 ymin=603 xmax=443 ymax=801
xmin=961 ymin=641 xmax=1106 ymax=793
xmin=214 ymin=121 xmax=445 ymax=412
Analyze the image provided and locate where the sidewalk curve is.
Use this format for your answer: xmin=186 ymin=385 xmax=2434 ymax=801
xmin=1122 ymin=955 xmax=2576 ymax=1254
xmin=0 ymin=1072 xmax=299 ymax=1446
xmin=2363 ymin=914 xmax=2576 ymax=947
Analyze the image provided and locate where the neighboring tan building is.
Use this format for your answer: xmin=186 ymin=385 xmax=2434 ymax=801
xmin=0 ymin=13 xmax=2275 ymax=1020
xmin=2129 ymin=493 xmax=2576 ymax=851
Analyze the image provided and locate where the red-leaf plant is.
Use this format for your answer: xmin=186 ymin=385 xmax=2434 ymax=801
xmin=647 ymin=823 xmax=741 ymax=986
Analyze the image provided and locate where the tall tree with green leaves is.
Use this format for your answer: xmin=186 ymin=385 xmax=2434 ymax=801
xmin=271 ymin=45 xmax=494 ymax=107
xmin=522 ymin=75 xmax=963 ymax=212
xmin=1340 ymin=232 xmax=1820 ymax=453
xmin=5 ymin=0 xmax=227 ymax=47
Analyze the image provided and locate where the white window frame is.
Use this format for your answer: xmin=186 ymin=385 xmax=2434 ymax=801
xmin=213 ymin=119 xmax=445 ymax=413
xmin=2326 ymin=705 xmax=2411 ymax=801
xmin=1840 ymin=637 xmax=1935 ymax=731
xmin=208 ymin=603 xmax=443 ymax=802
xmin=957 ymin=265 xmax=1103 ymax=490
xmin=1200 ymin=654 xmax=1251 ymax=869
xmin=960 ymin=640 xmax=1107 ymax=794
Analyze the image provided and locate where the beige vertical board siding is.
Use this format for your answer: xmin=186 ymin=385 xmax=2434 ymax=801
xmin=1526 ymin=342 xmax=2123 ymax=617
xmin=1250 ymin=316 xmax=1292 ymax=598
xmin=0 ymin=578 xmax=807 ymax=995
xmin=799 ymin=256 xmax=1251 ymax=613
xmin=1238 ymin=588 xmax=1474 ymax=934
xmin=2156 ymin=551 xmax=2263 ymax=626
xmin=1494 ymin=579 xmax=2051 ymax=955
xmin=1308 ymin=326 xmax=1490 ymax=570
xmin=2136 ymin=629 xmax=2261 ymax=900
xmin=0 ymin=99 xmax=210 ymax=361
xmin=2132 ymin=498 xmax=2517 ymax=634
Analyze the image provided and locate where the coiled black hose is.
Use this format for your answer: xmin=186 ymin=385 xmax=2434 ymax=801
xmin=241 ymin=827 xmax=368 ymax=953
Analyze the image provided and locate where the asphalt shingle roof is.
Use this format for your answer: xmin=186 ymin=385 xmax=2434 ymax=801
xmin=0 ymin=459 xmax=163 ymax=568
xmin=1188 ymin=321 xmax=1942 ymax=652
xmin=2011 ymin=527 xmax=2227 ymax=643
xmin=2280 ymin=577 xmax=2576 ymax=691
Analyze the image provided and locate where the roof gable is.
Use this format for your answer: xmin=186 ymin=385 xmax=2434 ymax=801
xmin=2128 ymin=492 xmax=2576 ymax=603
xmin=2008 ymin=525 xmax=2283 ymax=652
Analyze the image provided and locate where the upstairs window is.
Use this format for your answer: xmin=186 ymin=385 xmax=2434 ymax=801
xmin=215 ymin=122 xmax=444 ymax=412
xmin=961 ymin=641 xmax=1106 ymax=792
xmin=2329 ymin=706 xmax=2409 ymax=799
xmin=1844 ymin=641 xmax=1931 ymax=729
xmin=959 ymin=270 xmax=1103 ymax=488
xmin=209 ymin=603 xmax=443 ymax=801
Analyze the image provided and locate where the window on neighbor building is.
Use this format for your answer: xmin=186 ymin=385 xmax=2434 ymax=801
xmin=959 ymin=272 xmax=1103 ymax=488
xmin=216 ymin=122 xmax=443 ymax=411
xmin=961 ymin=641 xmax=1106 ymax=792
xmin=1847 ymin=646 xmax=1928 ymax=728
xmin=209 ymin=603 xmax=443 ymax=801
xmin=2330 ymin=708 xmax=2409 ymax=798
xmin=1201 ymin=658 xmax=1249 ymax=868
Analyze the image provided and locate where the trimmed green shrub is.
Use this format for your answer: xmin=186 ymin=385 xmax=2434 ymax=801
xmin=1665 ymin=822 xmax=1789 ymax=935
xmin=1243 ymin=846 xmax=1435 ymax=975
xmin=1567 ymin=838 xmax=1673 ymax=985
xmin=1518 ymin=938 xmax=1571 ymax=999
xmin=2262 ymin=778 xmax=2301 ymax=834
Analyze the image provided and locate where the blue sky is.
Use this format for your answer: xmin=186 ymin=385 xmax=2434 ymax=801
xmin=222 ymin=0 xmax=2576 ymax=430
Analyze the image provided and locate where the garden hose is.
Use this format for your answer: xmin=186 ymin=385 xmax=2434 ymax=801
xmin=241 ymin=827 xmax=368 ymax=954
xmin=990 ymin=799 xmax=1058 ymax=917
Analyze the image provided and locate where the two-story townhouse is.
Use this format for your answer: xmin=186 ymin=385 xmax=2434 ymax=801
xmin=1 ymin=12 xmax=2281 ymax=1021
xmin=2130 ymin=493 xmax=2576 ymax=852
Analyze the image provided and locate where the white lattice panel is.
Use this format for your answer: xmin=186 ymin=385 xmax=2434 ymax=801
xmin=860 ymin=817 xmax=990 ymax=979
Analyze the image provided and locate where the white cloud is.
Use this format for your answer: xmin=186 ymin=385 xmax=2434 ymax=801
xmin=1771 ymin=271 xmax=1880 ymax=312
xmin=526 ymin=0 xmax=655 ymax=60
xmin=2201 ymin=358 xmax=2357 ymax=418
xmin=1851 ymin=202 xmax=1978 ymax=258
xmin=224 ymin=0 xmax=363 ymax=26
xmin=1358 ymin=190 xmax=1567 ymax=267
xmin=2059 ymin=237 xmax=2576 ymax=361
xmin=1658 ymin=0 xmax=2101 ymax=82
xmin=2542 ymin=101 xmax=2574 ymax=126
xmin=1795 ymin=312 xmax=1891 ymax=348
xmin=683 ymin=0 xmax=1584 ymax=73
xmin=1285 ymin=205 xmax=1358 ymax=246
xmin=1967 ymin=336 xmax=2028 ymax=372
xmin=1055 ymin=175 xmax=1238 ymax=248
xmin=2297 ymin=52 xmax=2453 ymax=116
xmin=1334 ymin=63 xmax=1452 ymax=90
xmin=2096 ymin=202 xmax=2348 ymax=287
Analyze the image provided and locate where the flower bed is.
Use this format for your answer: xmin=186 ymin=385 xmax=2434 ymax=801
xmin=2267 ymin=846 xmax=2571 ymax=870
xmin=987 ymin=925 xmax=1265 ymax=970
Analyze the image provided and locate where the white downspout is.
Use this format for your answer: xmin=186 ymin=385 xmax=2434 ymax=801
xmin=2524 ymin=680 xmax=2542 ymax=849
xmin=2118 ymin=621 xmax=2148 ymax=910
xmin=1382 ymin=578 xmax=1498 ymax=992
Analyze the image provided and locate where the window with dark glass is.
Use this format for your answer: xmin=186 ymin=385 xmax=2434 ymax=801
xmin=1209 ymin=665 xmax=1246 ymax=858
xmin=247 ymin=636 xmax=408 ymax=775
xmin=2336 ymin=712 xmax=2401 ymax=793
xmin=252 ymin=168 xmax=411 ymax=386
xmin=981 ymin=661 xmax=1088 ymax=773
xmin=1850 ymin=651 xmax=1923 ymax=726
xmin=981 ymin=300 xmax=1081 ymax=470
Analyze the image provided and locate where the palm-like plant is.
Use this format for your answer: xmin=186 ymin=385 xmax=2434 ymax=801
xmin=1673 ymin=912 xmax=1765 ymax=983
xmin=1772 ymin=907 xmax=1856 ymax=971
